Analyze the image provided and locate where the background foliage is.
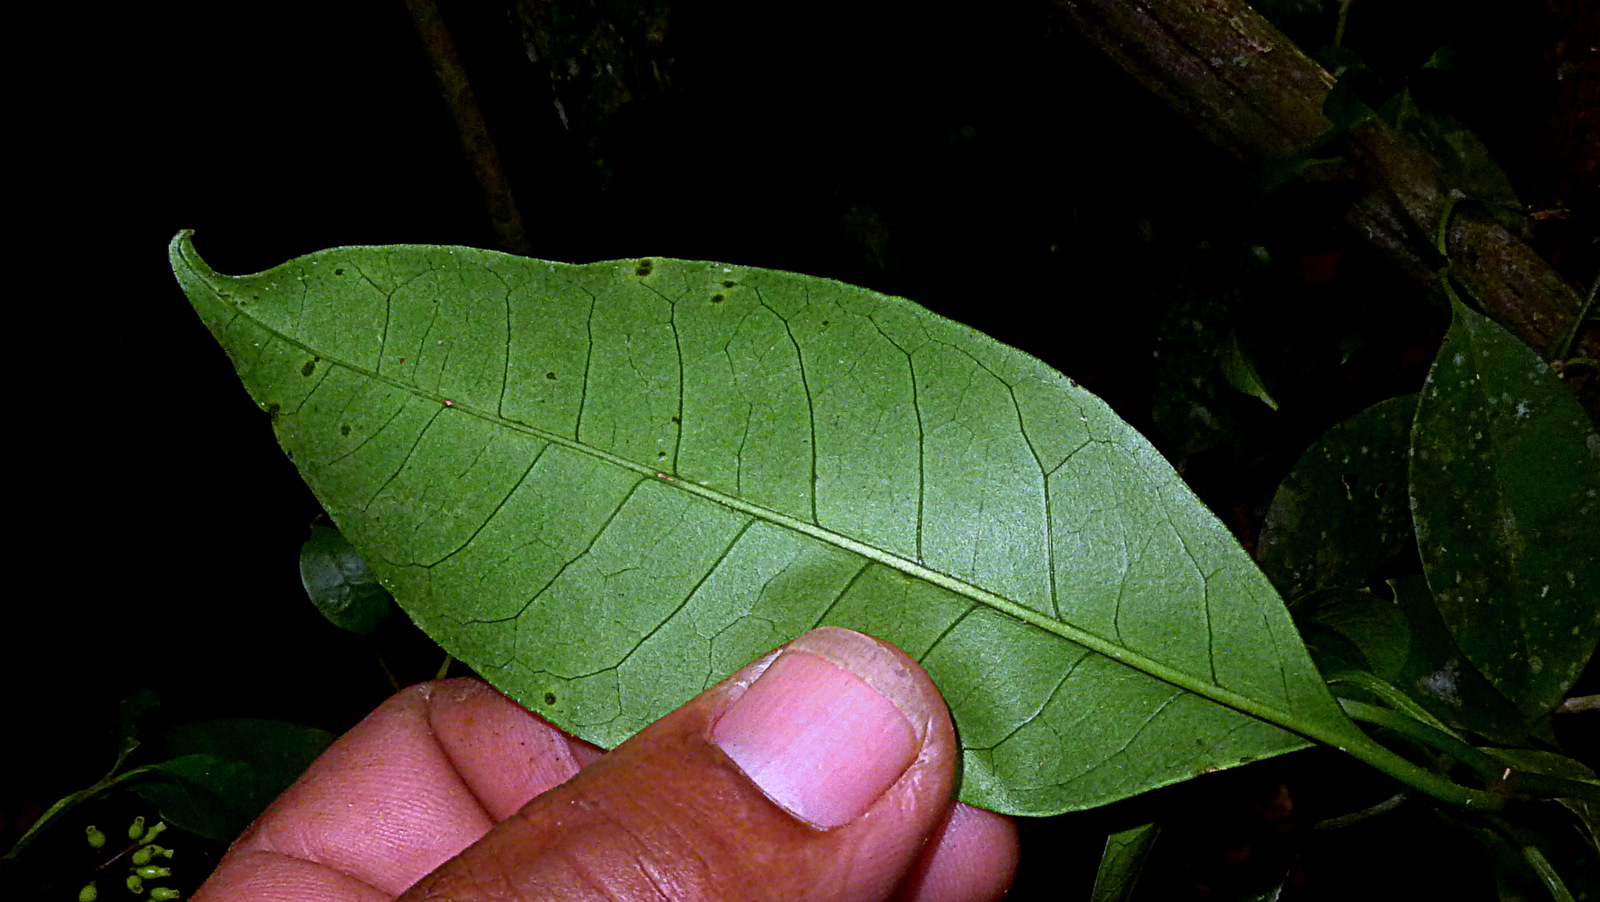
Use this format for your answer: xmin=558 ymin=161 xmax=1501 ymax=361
xmin=12 ymin=0 xmax=1595 ymax=898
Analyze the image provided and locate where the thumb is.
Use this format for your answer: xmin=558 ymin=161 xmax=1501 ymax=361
xmin=401 ymin=627 xmax=960 ymax=902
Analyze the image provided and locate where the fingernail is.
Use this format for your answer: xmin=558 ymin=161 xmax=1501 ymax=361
xmin=712 ymin=627 xmax=930 ymax=828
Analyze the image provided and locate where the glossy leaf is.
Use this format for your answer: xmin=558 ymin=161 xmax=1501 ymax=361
xmin=1089 ymin=822 xmax=1161 ymax=902
xmin=171 ymin=233 xmax=1372 ymax=816
xmin=300 ymin=521 xmax=392 ymax=634
xmin=1257 ymin=395 xmax=1417 ymax=601
xmin=1411 ymin=300 xmax=1600 ymax=717
xmin=1300 ymin=588 xmax=1410 ymax=684
xmin=1389 ymin=575 xmax=1533 ymax=744
xmin=132 ymin=719 xmax=335 ymax=843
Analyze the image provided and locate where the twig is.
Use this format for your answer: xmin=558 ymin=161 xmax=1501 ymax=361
xmin=1050 ymin=0 xmax=1588 ymax=362
xmin=1313 ymin=791 xmax=1408 ymax=831
xmin=403 ymin=0 xmax=532 ymax=255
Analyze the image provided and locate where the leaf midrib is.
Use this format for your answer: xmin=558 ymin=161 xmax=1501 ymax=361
xmin=183 ymin=241 xmax=1357 ymax=750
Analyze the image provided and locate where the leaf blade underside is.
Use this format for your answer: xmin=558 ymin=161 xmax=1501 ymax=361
xmin=171 ymin=232 xmax=1363 ymax=816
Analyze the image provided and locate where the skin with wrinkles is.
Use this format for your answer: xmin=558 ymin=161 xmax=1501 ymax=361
xmin=196 ymin=630 xmax=1018 ymax=902
xmin=399 ymin=638 xmax=955 ymax=902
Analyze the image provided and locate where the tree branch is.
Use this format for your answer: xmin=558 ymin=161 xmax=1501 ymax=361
xmin=1053 ymin=0 xmax=1592 ymax=382
xmin=404 ymin=0 xmax=532 ymax=256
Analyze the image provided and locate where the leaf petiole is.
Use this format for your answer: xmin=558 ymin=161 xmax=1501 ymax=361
xmin=1337 ymin=698 xmax=1506 ymax=810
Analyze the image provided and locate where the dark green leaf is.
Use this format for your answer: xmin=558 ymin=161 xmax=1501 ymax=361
xmin=1466 ymin=824 xmax=1553 ymax=902
xmin=1321 ymin=75 xmax=1375 ymax=133
xmin=1257 ymin=395 xmax=1417 ymax=600
xmin=1390 ymin=575 xmax=1534 ymax=744
xmin=158 ymin=719 xmax=334 ymax=808
xmin=1486 ymin=749 xmax=1600 ymax=853
xmin=1220 ymin=329 xmax=1279 ymax=410
xmin=1423 ymin=45 xmax=1456 ymax=72
xmin=1150 ymin=253 xmax=1251 ymax=461
xmin=172 ymin=233 xmax=1374 ymax=816
xmin=114 ymin=689 xmax=162 ymax=748
xmin=1410 ymin=300 xmax=1600 ymax=717
xmin=1300 ymin=589 xmax=1410 ymax=683
xmin=128 ymin=756 xmax=254 ymax=845
xmin=1376 ymin=89 xmax=1422 ymax=130
xmin=300 ymin=521 xmax=392 ymax=634
xmin=1089 ymin=822 xmax=1161 ymax=902
xmin=1407 ymin=112 xmax=1522 ymax=225
xmin=1301 ymin=621 xmax=1376 ymax=679
xmin=133 ymin=720 xmax=334 ymax=843
xmin=1459 ymin=799 xmax=1598 ymax=902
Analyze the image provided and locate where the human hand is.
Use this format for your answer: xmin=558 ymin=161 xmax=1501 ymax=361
xmin=194 ymin=627 xmax=1018 ymax=901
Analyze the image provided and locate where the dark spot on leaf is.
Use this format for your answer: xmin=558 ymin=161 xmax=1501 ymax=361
xmin=265 ymin=402 xmax=282 ymax=422
xmin=721 ymin=280 xmax=736 ymax=288
xmin=670 ymin=416 xmax=681 ymax=424
xmin=546 ymin=371 xmax=557 ymax=380
xmin=340 ymin=424 xmax=352 ymax=436
xmin=821 ymin=320 xmax=829 ymax=327
xmin=301 ymin=359 xmax=316 ymax=377
xmin=657 ymin=451 xmax=666 ymax=459
xmin=711 ymin=294 xmax=724 ymax=304
xmin=543 ymin=692 xmax=557 ymax=705
xmin=334 ymin=268 xmax=345 ymax=275
xmin=635 ymin=259 xmax=653 ymax=277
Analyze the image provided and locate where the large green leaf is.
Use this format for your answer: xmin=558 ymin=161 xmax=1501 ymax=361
xmin=170 ymin=232 xmax=1370 ymax=816
xmin=1410 ymin=300 xmax=1600 ymax=717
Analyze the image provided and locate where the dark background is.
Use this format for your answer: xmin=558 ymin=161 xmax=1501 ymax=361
xmin=14 ymin=1 xmax=1594 ymax=898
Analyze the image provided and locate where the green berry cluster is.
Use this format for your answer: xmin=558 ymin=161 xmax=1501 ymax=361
xmin=78 ymin=817 xmax=180 ymax=901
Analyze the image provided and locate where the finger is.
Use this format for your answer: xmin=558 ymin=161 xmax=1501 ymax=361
xmin=893 ymin=803 xmax=1019 ymax=902
xmin=195 ymin=678 xmax=602 ymax=902
xmin=202 ymin=682 xmax=498 ymax=897
xmin=399 ymin=627 xmax=986 ymax=902
xmin=426 ymin=678 xmax=603 ymax=820
xmin=190 ymin=851 xmax=390 ymax=902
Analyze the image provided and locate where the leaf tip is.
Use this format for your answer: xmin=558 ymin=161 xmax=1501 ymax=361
xmin=168 ymin=229 xmax=216 ymax=281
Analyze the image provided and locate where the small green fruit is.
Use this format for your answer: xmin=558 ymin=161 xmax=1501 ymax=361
xmin=78 ymin=882 xmax=99 ymax=902
xmin=86 ymin=825 xmax=107 ymax=849
xmin=127 ymin=816 xmax=146 ymax=841
xmin=134 ymin=866 xmax=171 ymax=879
